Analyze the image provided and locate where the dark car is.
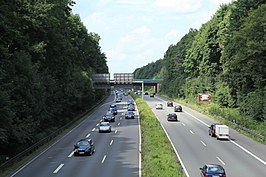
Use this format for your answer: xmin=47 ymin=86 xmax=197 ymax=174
xmin=200 ymin=164 xmax=226 ymax=177
xmin=127 ymin=101 xmax=134 ymax=106
xmin=150 ymin=93 xmax=155 ymax=97
xmin=167 ymin=113 xmax=178 ymax=121
xmin=167 ymin=101 xmax=173 ymax=107
xmin=174 ymin=105 xmax=182 ymax=112
xmin=208 ymin=123 xmax=222 ymax=137
xmin=103 ymin=112 xmax=115 ymax=122
xmin=109 ymin=107 xmax=117 ymax=115
xmin=73 ymin=139 xmax=95 ymax=156
xmin=125 ymin=111 xmax=135 ymax=119
xmin=127 ymin=104 xmax=135 ymax=111
xmin=110 ymin=104 xmax=117 ymax=109
xmin=144 ymin=92 xmax=149 ymax=95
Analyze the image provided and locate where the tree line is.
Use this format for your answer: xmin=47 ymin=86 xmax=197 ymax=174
xmin=134 ymin=0 xmax=266 ymax=123
xmin=0 ymin=0 xmax=108 ymax=160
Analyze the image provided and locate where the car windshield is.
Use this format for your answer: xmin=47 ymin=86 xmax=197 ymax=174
xmin=207 ymin=166 xmax=225 ymax=174
xmin=77 ymin=141 xmax=89 ymax=146
xmin=127 ymin=111 xmax=134 ymax=115
xmin=100 ymin=122 xmax=110 ymax=126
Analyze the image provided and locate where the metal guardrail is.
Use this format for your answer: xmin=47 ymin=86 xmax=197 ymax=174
xmin=230 ymin=121 xmax=266 ymax=141
xmin=157 ymin=94 xmax=265 ymax=142
xmin=0 ymin=96 xmax=107 ymax=171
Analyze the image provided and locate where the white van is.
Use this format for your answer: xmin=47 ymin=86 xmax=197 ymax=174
xmin=214 ymin=124 xmax=229 ymax=140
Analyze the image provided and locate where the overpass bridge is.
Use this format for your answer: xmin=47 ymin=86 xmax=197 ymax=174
xmin=92 ymin=73 xmax=163 ymax=93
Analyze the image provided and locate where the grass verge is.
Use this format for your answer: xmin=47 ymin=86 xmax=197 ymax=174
xmin=131 ymin=94 xmax=185 ymax=177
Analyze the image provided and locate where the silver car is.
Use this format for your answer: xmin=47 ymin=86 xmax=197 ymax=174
xmin=99 ymin=122 xmax=111 ymax=133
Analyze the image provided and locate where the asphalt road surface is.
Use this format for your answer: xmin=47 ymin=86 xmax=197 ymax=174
xmin=144 ymin=94 xmax=266 ymax=177
xmin=8 ymin=93 xmax=141 ymax=177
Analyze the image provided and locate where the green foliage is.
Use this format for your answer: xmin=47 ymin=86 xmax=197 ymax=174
xmin=134 ymin=59 xmax=164 ymax=79
xmin=0 ymin=0 xmax=108 ymax=159
xmin=131 ymin=94 xmax=185 ymax=177
xmin=133 ymin=0 xmax=266 ymax=125
xmin=214 ymin=82 xmax=234 ymax=107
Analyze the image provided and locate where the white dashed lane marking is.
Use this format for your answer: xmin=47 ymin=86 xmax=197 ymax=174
xmin=101 ymin=155 xmax=107 ymax=163
xmin=216 ymin=156 xmax=225 ymax=165
xmin=200 ymin=141 xmax=206 ymax=147
xmin=86 ymin=133 xmax=91 ymax=138
xmin=53 ymin=164 xmax=64 ymax=174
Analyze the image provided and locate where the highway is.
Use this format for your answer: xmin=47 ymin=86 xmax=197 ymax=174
xmin=8 ymin=94 xmax=141 ymax=177
xmin=144 ymin=94 xmax=266 ymax=177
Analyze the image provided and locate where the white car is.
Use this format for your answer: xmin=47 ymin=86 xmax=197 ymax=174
xmin=99 ymin=122 xmax=111 ymax=133
xmin=156 ymin=103 xmax=163 ymax=109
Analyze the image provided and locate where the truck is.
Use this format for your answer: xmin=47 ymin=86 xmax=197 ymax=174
xmin=214 ymin=124 xmax=229 ymax=140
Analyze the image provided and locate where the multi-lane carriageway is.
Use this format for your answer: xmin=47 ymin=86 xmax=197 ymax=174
xmin=144 ymin=95 xmax=266 ymax=177
xmin=8 ymin=93 xmax=266 ymax=177
xmin=9 ymin=94 xmax=141 ymax=177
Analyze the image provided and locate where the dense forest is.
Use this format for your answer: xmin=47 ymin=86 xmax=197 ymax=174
xmin=134 ymin=0 xmax=265 ymax=128
xmin=0 ymin=0 xmax=108 ymax=162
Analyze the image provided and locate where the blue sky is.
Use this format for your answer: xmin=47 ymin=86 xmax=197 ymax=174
xmin=72 ymin=0 xmax=232 ymax=78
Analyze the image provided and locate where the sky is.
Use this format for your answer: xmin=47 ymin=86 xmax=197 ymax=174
xmin=71 ymin=0 xmax=232 ymax=79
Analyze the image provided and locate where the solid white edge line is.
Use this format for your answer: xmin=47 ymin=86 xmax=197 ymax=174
xmin=136 ymin=107 xmax=142 ymax=177
xmin=110 ymin=140 xmax=113 ymax=146
xmin=10 ymin=99 xmax=116 ymax=177
xmin=101 ymin=155 xmax=107 ymax=163
xmin=216 ymin=157 xmax=225 ymax=165
xmin=183 ymin=106 xmax=266 ymax=166
xmin=152 ymin=109 xmax=190 ymax=177
xmin=200 ymin=141 xmax=206 ymax=147
xmin=156 ymin=96 xmax=266 ymax=166
xmin=183 ymin=111 xmax=209 ymax=127
xmin=53 ymin=163 xmax=64 ymax=174
xmin=68 ymin=151 xmax=74 ymax=158
xmin=230 ymin=140 xmax=266 ymax=166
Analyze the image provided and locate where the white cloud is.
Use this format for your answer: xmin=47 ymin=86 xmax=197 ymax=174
xmin=153 ymin=0 xmax=204 ymax=13
xmin=72 ymin=0 xmax=234 ymax=76
xmin=165 ymin=29 xmax=182 ymax=43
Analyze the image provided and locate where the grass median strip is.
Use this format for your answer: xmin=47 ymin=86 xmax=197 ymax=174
xmin=132 ymin=94 xmax=185 ymax=177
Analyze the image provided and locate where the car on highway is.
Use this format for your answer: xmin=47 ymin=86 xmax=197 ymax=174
xmin=144 ymin=92 xmax=149 ymax=95
xmin=110 ymin=104 xmax=117 ymax=109
xmin=174 ymin=105 xmax=182 ymax=112
xmin=208 ymin=123 xmax=222 ymax=137
xmin=103 ymin=112 xmax=115 ymax=122
xmin=167 ymin=101 xmax=173 ymax=107
xmin=156 ymin=103 xmax=163 ymax=109
xmin=98 ymin=122 xmax=111 ymax=133
xmin=125 ymin=111 xmax=135 ymax=119
xmin=127 ymin=99 xmax=134 ymax=105
xmin=109 ymin=107 xmax=117 ymax=115
xmin=127 ymin=104 xmax=135 ymax=111
xmin=150 ymin=93 xmax=155 ymax=97
xmin=73 ymin=139 xmax=95 ymax=156
xmin=200 ymin=164 xmax=226 ymax=177
xmin=115 ymin=98 xmax=121 ymax=102
xmin=167 ymin=113 xmax=178 ymax=121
